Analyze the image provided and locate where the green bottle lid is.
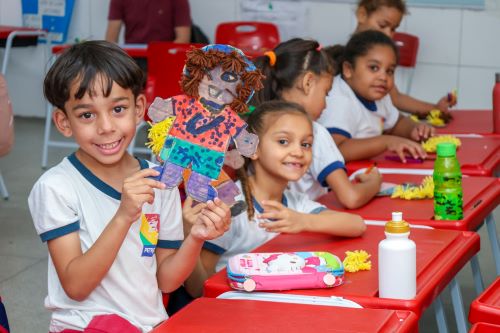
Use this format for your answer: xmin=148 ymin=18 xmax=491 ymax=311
xmin=436 ymin=142 xmax=456 ymax=157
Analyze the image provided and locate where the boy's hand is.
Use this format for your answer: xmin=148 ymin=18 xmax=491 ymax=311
xmin=116 ymin=168 xmax=166 ymax=224
xmin=258 ymin=200 xmax=305 ymax=234
xmin=190 ymin=198 xmax=231 ymax=241
xmin=182 ymin=197 xmax=206 ymax=236
xmin=386 ymin=136 xmax=427 ymax=163
xmin=224 ymin=149 xmax=245 ymax=169
xmin=410 ymin=123 xmax=435 ymax=141
xmin=234 ymin=129 xmax=259 ymax=157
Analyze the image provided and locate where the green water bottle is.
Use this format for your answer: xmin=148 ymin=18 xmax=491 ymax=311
xmin=433 ymin=142 xmax=463 ymax=220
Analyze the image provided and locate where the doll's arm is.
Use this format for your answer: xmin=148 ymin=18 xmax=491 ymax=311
xmin=148 ymin=97 xmax=174 ymax=123
xmin=234 ymin=128 xmax=259 ymax=157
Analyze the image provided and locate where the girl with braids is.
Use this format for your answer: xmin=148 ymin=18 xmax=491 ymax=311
xmin=319 ymin=30 xmax=433 ymax=163
xmin=253 ymin=38 xmax=381 ymax=209
xmin=183 ymin=101 xmax=365 ymax=298
xmin=355 ymin=0 xmax=456 ymax=117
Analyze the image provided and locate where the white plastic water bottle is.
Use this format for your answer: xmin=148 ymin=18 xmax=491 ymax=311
xmin=378 ymin=212 xmax=416 ymax=299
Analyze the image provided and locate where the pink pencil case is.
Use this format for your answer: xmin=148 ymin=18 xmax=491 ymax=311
xmin=226 ymin=252 xmax=344 ymax=292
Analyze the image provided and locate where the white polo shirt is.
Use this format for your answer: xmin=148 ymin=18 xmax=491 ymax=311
xmin=204 ymin=181 xmax=327 ymax=272
xmin=28 ymin=154 xmax=184 ymax=332
xmin=318 ymin=75 xmax=400 ymax=139
xmin=288 ymin=121 xmax=346 ymax=200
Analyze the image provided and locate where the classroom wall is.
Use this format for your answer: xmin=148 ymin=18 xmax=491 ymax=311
xmin=1 ymin=0 xmax=499 ymax=117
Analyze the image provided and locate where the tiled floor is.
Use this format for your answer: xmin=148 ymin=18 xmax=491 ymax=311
xmin=0 ymin=117 xmax=498 ymax=332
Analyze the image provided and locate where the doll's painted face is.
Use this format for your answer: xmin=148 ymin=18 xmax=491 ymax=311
xmin=198 ymin=66 xmax=240 ymax=112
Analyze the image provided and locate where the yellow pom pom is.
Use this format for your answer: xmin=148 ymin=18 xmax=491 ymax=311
xmin=410 ymin=115 xmax=420 ymax=123
xmin=391 ymin=176 xmax=434 ymax=200
xmin=421 ymin=135 xmax=461 ymax=153
xmin=343 ymin=250 xmax=372 ymax=273
xmin=426 ymin=109 xmax=445 ymax=126
xmin=146 ymin=117 xmax=176 ymax=156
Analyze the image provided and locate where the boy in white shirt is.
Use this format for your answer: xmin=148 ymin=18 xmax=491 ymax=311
xmin=28 ymin=41 xmax=230 ymax=333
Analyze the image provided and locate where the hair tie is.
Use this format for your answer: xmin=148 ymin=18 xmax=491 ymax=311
xmin=316 ymin=44 xmax=323 ymax=51
xmin=264 ymin=51 xmax=276 ymax=66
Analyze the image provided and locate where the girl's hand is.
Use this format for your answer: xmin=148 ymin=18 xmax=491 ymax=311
xmin=355 ymin=167 xmax=382 ymax=184
xmin=258 ymin=200 xmax=306 ymax=234
xmin=182 ymin=197 xmax=206 ymax=236
xmin=116 ymin=168 xmax=166 ymax=224
xmin=385 ymin=136 xmax=427 ymax=163
xmin=410 ymin=123 xmax=435 ymax=141
xmin=190 ymin=198 xmax=231 ymax=241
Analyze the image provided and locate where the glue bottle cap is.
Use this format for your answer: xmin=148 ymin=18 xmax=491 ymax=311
xmin=385 ymin=212 xmax=410 ymax=233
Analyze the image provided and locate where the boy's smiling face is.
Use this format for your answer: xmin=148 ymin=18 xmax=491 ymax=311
xmin=53 ymin=75 xmax=145 ymax=169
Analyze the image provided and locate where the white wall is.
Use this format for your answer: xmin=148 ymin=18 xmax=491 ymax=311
xmin=1 ymin=0 xmax=499 ymax=117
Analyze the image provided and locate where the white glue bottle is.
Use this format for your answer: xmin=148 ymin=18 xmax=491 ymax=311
xmin=378 ymin=212 xmax=416 ymax=299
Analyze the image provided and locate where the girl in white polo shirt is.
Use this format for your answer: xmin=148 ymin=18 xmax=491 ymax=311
xmin=183 ymin=101 xmax=366 ymax=297
xmin=319 ymin=30 xmax=434 ymax=163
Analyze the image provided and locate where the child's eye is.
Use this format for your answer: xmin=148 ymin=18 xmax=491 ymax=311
xmin=113 ymin=106 xmax=125 ymax=114
xmin=278 ymin=139 xmax=289 ymax=145
xmin=387 ymin=69 xmax=395 ymax=76
xmin=79 ymin=112 xmax=94 ymax=120
xmin=302 ymin=142 xmax=312 ymax=149
xmin=369 ymin=65 xmax=379 ymax=72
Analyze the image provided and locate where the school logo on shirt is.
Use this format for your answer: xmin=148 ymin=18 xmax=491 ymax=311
xmin=140 ymin=214 xmax=160 ymax=257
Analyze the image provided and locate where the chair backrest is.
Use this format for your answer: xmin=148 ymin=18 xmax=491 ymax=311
xmin=145 ymin=42 xmax=204 ymax=103
xmin=215 ymin=21 xmax=280 ymax=58
xmin=393 ymin=32 xmax=419 ymax=68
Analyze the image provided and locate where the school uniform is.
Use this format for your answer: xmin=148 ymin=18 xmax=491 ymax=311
xmin=318 ymin=75 xmax=400 ymax=138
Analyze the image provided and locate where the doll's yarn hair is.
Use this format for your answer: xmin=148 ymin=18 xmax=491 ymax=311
xmin=180 ymin=44 xmax=264 ymax=114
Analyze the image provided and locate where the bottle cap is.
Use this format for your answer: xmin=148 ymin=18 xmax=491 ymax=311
xmin=436 ymin=142 xmax=456 ymax=157
xmin=385 ymin=211 xmax=410 ymax=233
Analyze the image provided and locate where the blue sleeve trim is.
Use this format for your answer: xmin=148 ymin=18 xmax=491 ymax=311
xmin=327 ymin=127 xmax=352 ymax=139
xmin=202 ymin=241 xmax=226 ymax=255
xmin=157 ymin=240 xmax=183 ymax=249
xmin=317 ymin=161 xmax=347 ymax=187
xmin=40 ymin=221 xmax=80 ymax=242
xmin=310 ymin=206 xmax=327 ymax=214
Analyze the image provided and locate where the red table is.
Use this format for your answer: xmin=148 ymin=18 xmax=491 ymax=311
xmin=436 ymin=110 xmax=495 ymax=136
xmin=204 ymin=226 xmax=478 ymax=321
xmin=319 ymin=174 xmax=500 ymax=232
xmin=469 ymin=277 xmax=500 ymax=325
xmin=346 ymin=137 xmax=500 ymax=177
xmin=152 ymin=298 xmax=418 ymax=333
xmin=469 ymin=322 xmax=500 ymax=333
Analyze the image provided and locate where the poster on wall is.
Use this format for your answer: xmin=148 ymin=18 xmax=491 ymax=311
xmin=21 ymin=0 xmax=75 ymax=44
xmin=240 ymin=0 xmax=309 ymax=42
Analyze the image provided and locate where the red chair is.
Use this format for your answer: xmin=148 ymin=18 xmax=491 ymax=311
xmin=393 ymin=32 xmax=419 ymax=94
xmin=470 ymin=322 xmax=500 ymax=333
xmin=215 ymin=21 xmax=280 ymax=58
xmin=469 ymin=277 xmax=500 ymax=326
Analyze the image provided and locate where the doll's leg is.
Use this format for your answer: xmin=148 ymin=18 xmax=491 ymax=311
xmin=186 ymin=172 xmax=217 ymax=202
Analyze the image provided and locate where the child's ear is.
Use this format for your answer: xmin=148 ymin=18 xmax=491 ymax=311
xmin=356 ymin=6 xmax=368 ymax=25
xmin=343 ymin=62 xmax=354 ymax=80
xmin=52 ymin=108 xmax=73 ymax=137
xmin=134 ymin=94 xmax=146 ymax=125
xmin=301 ymin=72 xmax=315 ymax=95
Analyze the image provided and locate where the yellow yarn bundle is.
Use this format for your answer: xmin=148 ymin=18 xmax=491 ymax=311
xmin=422 ymin=135 xmax=461 ymax=153
xmin=145 ymin=117 xmax=176 ymax=155
xmin=343 ymin=250 xmax=372 ymax=273
xmin=426 ymin=109 xmax=446 ymax=127
xmin=391 ymin=176 xmax=434 ymax=200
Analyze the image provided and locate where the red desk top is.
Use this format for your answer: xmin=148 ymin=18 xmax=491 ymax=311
xmin=436 ymin=110 xmax=495 ymax=136
xmin=469 ymin=277 xmax=500 ymax=325
xmin=318 ymin=174 xmax=500 ymax=231
xmin=51 ymin=44 xmax=147 ymax=58
xmin=346 ymin=137 xmax=500 ymax=177
xmin=204 ymin=226 xmax=479 ymax=317
xmin=469 ymin=322 xmax=500 ymax=333
xmin=152 ymin=298 xmax=418 ymax=333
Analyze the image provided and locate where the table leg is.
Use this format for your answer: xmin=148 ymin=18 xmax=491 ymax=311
xmin=469 ymin=254 xmax=484 ymax=294
xmin=485 ymin=214 xmax=500 ymax=275
xmin=450 ymin=277 xmax=468 ymax=333
xmin=434 ymin=295 xmax=449 ymax=333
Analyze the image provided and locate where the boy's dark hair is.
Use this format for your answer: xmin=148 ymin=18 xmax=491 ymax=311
xmin=252 ymin=38 xmax=334 ymax=105
xmin=325 ymin=30 xmax=399 ymax=77
xmin=44 ymin=40 xmax=146 ymax=111
xmin=236 ymin=100 xmax=311 ymax=220
xmin=357 ymin=0 xmax=407 ymax=16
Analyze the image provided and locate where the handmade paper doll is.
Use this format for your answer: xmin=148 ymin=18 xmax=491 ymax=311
xmin=147 ymin=44 xmax=264 ymax=203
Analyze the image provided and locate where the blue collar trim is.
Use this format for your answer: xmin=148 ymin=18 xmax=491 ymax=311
xmin=68 ymin=153 xmax=148 ymax=200
xmin=355 ymin=93 xmax=377 ymax=112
